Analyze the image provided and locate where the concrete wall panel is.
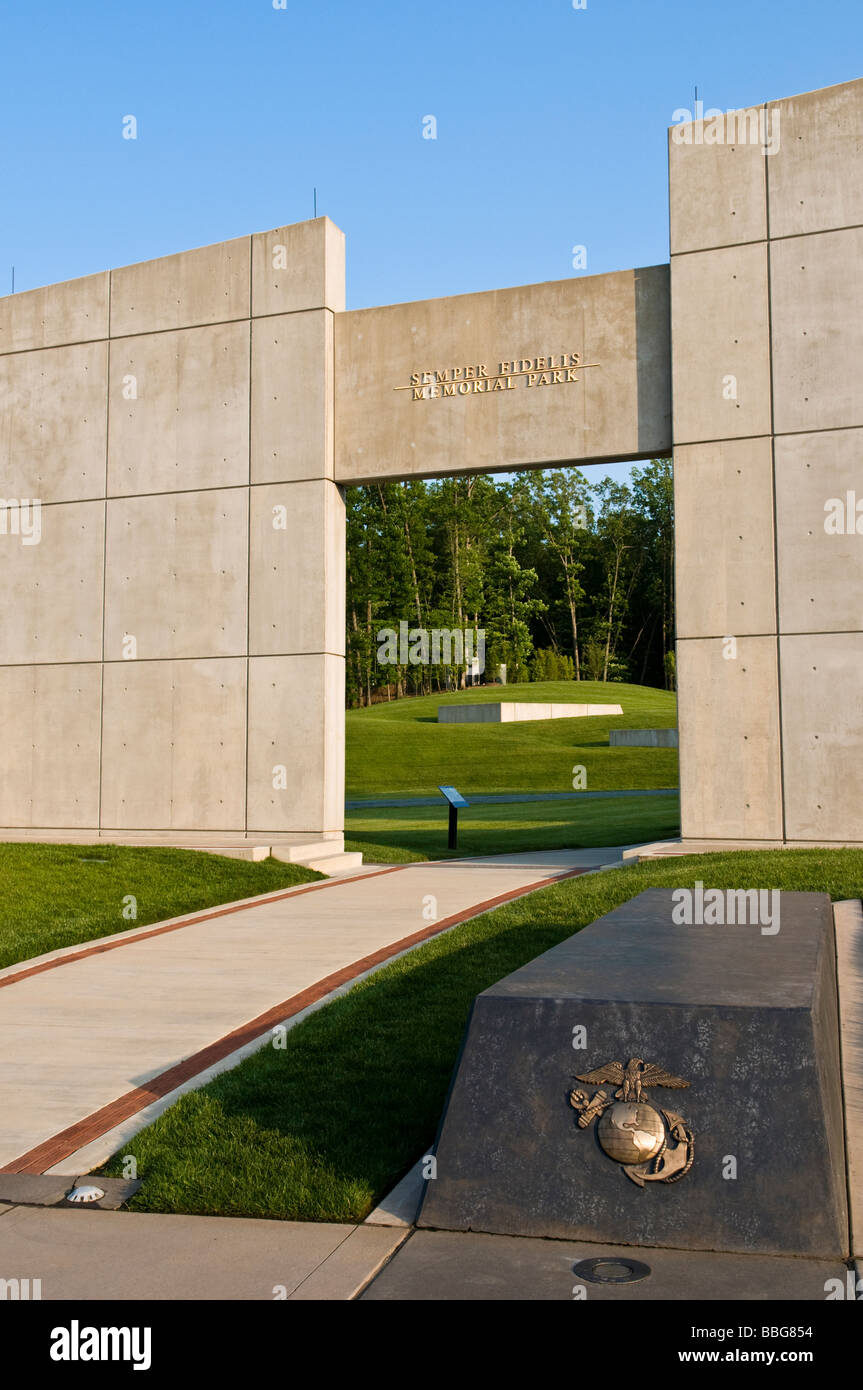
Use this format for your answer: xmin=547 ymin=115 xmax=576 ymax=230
xmin=107 ymin=321 xmax=250 ymax=495
xmin=251 ymin=217 xmax=345 ymax=316
xmin=767 ymin=80 xmax=863 ymax=239
xmin=780 ymin=634 xmax=863 ymax=841
xmin=0 ymin=341 xmax=108 ymax=503
xmin=104 ymin=490 xmax=248 ymax=661
xmin=671 ymin=76 xmax=863 ymax=846
xmin=669 ymin=118 xmax=767 ymax=254
xmin=0 ymin=664 xmax=101 ymax=827
xmin=677 ymin=637 xmax=783 ymax=840
xmin=250 ymin=312 xmax=333 ymax=484
xmin=770 ymin=228 xmax=863 ymax=435
xmin=775 ymin=429 xmax=863 ymax=633
xmin=110 ymin=238 xmax=250 ymax=337
xmin=0 ymin=218 xmax=348 ymax=843
xmin=100 ymin=659 xmax=247 ymax=830
xmin=247 ymin=655 xmax=344 ymax=834
xmin=0 ymin=500 xmax=104 ymax=665
xmin=335 ymin=266 xmax=671 ymax=483
xmin=674 ymin=437 xmax=776 ymax=638
xmin=671 ymin=242 xmax=771 ymax=444
xmin=0 ymin=272 xmax=109 ymax=354
xmin=249 ymin=481 xmax=344 ymax=657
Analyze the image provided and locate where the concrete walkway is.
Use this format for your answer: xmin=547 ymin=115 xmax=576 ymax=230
xmin=346 ymin=789 xmax=678 ymax=809
xmin=4 ymin=878 xmax=858 ymax=1305
xmin=0 ymin=1203 xmax=408 ymax=1301
xmin=0 ymin=848 xmax=622 ymax=1178
xmin=0 ymin=1196 xmax=851 ymax=1303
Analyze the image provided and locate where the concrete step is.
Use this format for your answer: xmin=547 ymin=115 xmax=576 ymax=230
xmin=623 ymin=838 xmax=782 ymax=861
xmin=269 ymin=840 xmax=343 ymax=865
xmin=302 ymin=852 xmax=365 ymax=875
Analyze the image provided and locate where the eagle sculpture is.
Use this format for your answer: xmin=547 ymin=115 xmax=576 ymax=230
xmin=576 ymin=1057 xmax=690 ymax=1105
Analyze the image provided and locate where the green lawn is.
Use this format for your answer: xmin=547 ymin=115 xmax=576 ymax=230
xmin=344 ymin=792 xmax=680 ymax=863
xmin=346 ymin=680 xmax=677 ymax=799
xmin=102 ymin=848 xmax=863 ymax=1222
xmin=0 ymin=845 xmax=322 ymax=971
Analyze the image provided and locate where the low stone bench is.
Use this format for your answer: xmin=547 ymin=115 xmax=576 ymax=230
xmin=438 ymin=702 xmax=622 ymax=724
xmin=609 ymin=728 xmax=678 ymax=747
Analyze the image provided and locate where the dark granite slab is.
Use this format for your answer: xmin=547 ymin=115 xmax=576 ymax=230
xmin=363 ymin=1228 xmax=848 ymax=1301
xmin=419 ymin=889 xmax=848 ymax=1257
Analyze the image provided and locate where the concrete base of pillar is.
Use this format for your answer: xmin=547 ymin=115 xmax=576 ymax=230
xmin=0 ymin=828 xmax=359 ymax=873
xmin=626 ymin=838 xmax=863 ymax=861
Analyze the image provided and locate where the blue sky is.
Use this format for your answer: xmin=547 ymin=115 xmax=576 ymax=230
xmin=1 ymin=0 xmax=860 ymax=480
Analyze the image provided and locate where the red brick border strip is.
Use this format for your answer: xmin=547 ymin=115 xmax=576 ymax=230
xmin=1 ymin=866 xmax=587 ymax=1174
xmin=0 ymin=865 xmax=408 ymax=990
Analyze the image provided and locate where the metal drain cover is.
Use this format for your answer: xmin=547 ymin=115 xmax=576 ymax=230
xmin=573 ymin=1256 xmax=651 ymax=1284
xmin=66 ymin=1184 xmax=106 ymax=1204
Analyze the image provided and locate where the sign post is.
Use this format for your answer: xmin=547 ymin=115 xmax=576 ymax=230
xmin=438 ymin=785 xmax=470 ymax=850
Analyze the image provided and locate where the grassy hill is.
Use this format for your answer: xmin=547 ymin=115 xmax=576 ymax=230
xmin=345 ymin=680 xmax=677 ymax=800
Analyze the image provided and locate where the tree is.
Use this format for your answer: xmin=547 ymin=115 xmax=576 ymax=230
xmin=527 ymin=469 xmax=591 ymax=678
xmin=343 ymin=460 xmax=675 ymax=705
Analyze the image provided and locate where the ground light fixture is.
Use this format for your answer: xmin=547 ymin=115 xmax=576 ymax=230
xmin=65 ymin=1185 xmax=106 ymax=1204
xmin=572 ymin=1257 xmax=652 ymax=1285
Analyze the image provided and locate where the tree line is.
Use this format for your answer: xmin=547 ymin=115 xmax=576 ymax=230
xmin=345 ymin=459 xmax=674 ymax=707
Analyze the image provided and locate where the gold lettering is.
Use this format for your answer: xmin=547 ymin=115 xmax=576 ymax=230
xmin=400 ymin=349 xmax=593 ymax=399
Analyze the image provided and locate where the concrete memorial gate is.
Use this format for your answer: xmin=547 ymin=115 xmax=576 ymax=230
xmin=0 ymin=76 xmax=862 ymax=860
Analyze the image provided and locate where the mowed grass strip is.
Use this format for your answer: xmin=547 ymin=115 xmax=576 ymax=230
xmin=344 ymin=792 xmax=681 ymax=863
xmin=346 ymin=679 xmax=678 ymax=798
xmin=0 ymin=844 xmax=322 ymax=970
xmin=103 ymin=848 xmax=863 ymax=1222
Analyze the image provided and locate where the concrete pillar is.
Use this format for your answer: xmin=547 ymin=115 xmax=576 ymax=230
xmin=0 ymin=218 xmax=346 ymax=848
xmin=247 ymin=220 xmax=345 ymax=845
xmin=669 ymin=79 xmax=863 ymax=845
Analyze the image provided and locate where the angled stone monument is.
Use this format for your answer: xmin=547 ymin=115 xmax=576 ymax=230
xmin=419 ymin=889 xmax=848 ymax=1259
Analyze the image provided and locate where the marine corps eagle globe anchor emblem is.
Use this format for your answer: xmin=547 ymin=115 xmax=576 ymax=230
xmin=569 ymin=1058 xmax=695 ymax=1187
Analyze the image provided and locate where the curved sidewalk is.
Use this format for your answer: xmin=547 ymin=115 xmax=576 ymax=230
xmin=0 ymin=848 xmax=622 ymax=1177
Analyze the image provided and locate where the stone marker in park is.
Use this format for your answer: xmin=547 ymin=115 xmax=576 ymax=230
xmin=0 ymin=76 xmax=862 ymax=858
xmin=609 ymin=729 xmax=679 ymax=748
xmin=438 ymin=702 xmax=623 ymax=724
xmin=419 ymin=889 xmax=848 ymax=1260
